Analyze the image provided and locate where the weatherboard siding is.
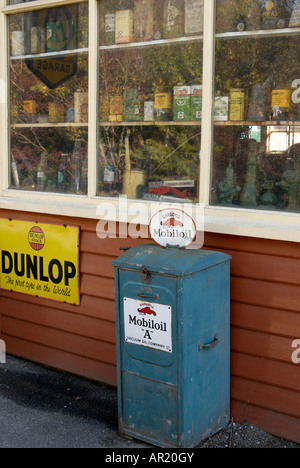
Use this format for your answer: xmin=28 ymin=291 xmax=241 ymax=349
xmin=0 ymin=209 xmax=299 ymax=443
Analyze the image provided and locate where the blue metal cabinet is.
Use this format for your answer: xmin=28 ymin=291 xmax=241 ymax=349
xmin=112 ymin=244 xmax=231 ymax=448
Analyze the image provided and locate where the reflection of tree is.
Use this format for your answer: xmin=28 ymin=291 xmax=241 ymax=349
xmin=98 ymin=41 xmax=202 ymax=197
xmin=10 ymin=47 xmax=88 ymax=193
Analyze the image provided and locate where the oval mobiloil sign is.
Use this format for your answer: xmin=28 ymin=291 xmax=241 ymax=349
xmin=149 ymin=208 xmax=196 ymax=248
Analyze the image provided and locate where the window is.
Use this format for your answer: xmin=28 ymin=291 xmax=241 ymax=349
xmin=212 ymin=0 xmax=300 ymax=213
xmin=97 ymin=0 xmax=202 ymax=201
xmin=1 ymin=0 xmax=300 ymax=241
xmin=9 ymin=2 xmax=89 ymax=194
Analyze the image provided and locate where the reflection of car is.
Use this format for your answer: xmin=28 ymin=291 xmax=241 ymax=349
xmin=160 ymin=217 xmax=183 ymax=227
xmin=138 ymin=307 xmax=156 ymax=316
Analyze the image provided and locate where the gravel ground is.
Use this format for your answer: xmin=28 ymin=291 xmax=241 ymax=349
xmin=0 ymin=355 xmax=299 ymax=449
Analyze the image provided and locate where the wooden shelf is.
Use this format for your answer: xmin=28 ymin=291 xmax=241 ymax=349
xmin=11 ymin=122 xmax=88 ymax=128
xmin=10 ymin=47 xmax=88 ymax=61
xmin=216 ymin=26 xmax=300 ymax=40
xmin=99 ymin=34 xmax=203 ymax=51
xmin=11 ymin=120 xmax=300 ymax=129
xmin=214 ymin=120 xmax=300 ymax=127
xmin=99 ymin=120 xmax=201 ymax=127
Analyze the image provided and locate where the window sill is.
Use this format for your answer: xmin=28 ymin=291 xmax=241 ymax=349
xmin=0 ymin=193 xmax=300 ymax=243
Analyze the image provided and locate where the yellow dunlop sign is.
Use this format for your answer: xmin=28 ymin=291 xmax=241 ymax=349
xmin=26 ymin=6 xmax=78 ymax=89
xmin=0 ymin=219 xmax=80 ymax=305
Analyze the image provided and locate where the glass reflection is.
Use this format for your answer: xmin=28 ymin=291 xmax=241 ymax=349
xmin=9 ymin=3 xmax=89 ymax=194
xmin=98 ymin=0 xmax=203 ymax=201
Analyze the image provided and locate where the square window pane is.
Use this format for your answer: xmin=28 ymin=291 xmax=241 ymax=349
xmin=98 ymin=0 xmax=203 ymax=201
xmin=9 ymin=3 xmax=89 ymax=194
xmin=212 ymin=1 xmax=300 ymax=213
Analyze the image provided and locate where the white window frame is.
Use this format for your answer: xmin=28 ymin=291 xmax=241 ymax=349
xmin=1 ymin=0 xmax=300 ymax=243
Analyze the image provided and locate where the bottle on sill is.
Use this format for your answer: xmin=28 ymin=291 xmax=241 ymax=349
xmin=80 ymin=155 xmax=88 ymax=194
xmin=37 ymin=152 xmax=47 ymax=192
xmin=103 ymin=148 xmax=116 ymax=190
xmin=162 ymin=0 xmax=184 ymax=39
xmin=70 ymin=139 xmax=82 ymax=194
xmin=57 ymin=153 xmax=69 ymax=193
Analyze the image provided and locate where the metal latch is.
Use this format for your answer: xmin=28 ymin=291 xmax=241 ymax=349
xmin=198 ymin=334 xmax=219 ymax=352
xmin=141 ymin=265 xmax=150 ymax=283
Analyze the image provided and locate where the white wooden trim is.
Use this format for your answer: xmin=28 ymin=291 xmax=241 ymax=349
xmin=87 ymin=0 xmax=98 ymax=198
xmin=1 ymin=0 xmax=86 ymax=15
xmin=0 ymin=0 xmax=8 ymax=196
xmin=200 ymin=0 xmax=215 ymax=206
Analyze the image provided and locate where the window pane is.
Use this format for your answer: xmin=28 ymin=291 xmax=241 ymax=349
xmin=212 ymin=1 xmax=300 ymax=213
xmin=9 ymin=3 xmax=89 ymax=194
xmin=98 ymin=0 xmax=202 ymax=201
xmin=9 ymin=1 xmax=40 ymax=4
xmin=216 ymin=0 xmax=294 ymax=34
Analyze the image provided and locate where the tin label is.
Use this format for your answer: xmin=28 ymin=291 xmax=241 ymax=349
xmin=184 ymin=0 xmax=204 ymax=35
xmin=123 ymin=297 xmax=172 ymax=353
xmin=115 ymin=9 xmax=134 ymax=44
xmin=229 ymin=89 xmax=245 ymax=121
xmin=271 ymin=89 xmax=290 ymax=109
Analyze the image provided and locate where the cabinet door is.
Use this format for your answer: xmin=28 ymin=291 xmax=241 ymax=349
xmin=118 ymin=269 xmax=178 ymax=384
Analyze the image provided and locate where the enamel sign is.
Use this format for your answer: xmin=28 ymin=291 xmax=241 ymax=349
xmin=0 ymin=219 xmax=80 ymax=305
xmin=149 ymin=208 xmax=196 ymax=248
xmin=123 ymin=297 xmax=172 ymax=353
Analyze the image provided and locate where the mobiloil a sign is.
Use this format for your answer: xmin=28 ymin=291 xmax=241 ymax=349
xmin=0 ymin=219 xmax=79 ymax=305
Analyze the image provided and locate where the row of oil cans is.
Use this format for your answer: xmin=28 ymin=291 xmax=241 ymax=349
xmin=103 ymin=0 xmax=204 ymax=46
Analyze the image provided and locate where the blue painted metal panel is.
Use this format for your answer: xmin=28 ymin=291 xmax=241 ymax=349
xmin=113 ymin=245 xmax=231 ymax=448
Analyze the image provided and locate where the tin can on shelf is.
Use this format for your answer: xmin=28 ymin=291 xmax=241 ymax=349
xmin=74 ymin=90 xmax=88 ymax=123
xmin=144 ymin=101 xmax=154 ymax=121
xmin=123 ymin=89 xmax=144 ymax=121
xmin=271 ymin=88 xmax=290 ymax=120
xmin=247 ymin=83 xmax=268 ymax=121
xmin=115 ymin=9 xmax=134 ymax=44
xmin=173 ymin=85 xmax=191 ymax=121
xmin=214 ymin=95 xmax=228 ymax=121
xmin=229 ymin=88 xmax=245 ymax=121
xmin=23 ymin=100 xmax=36 ymax=114
xmin=105 ymin=12 xmax=116 ymax=45
xmin=134 ymin=0 xmax=155 ymax=42
xmin=162 ymin=0 xmax=184 ymax=39
xmin=184 ymin=0 xmax=204 ymax=35
xmin=46 ymin=22 xmax=56 ymax=52
xmin=154 ymin=92 xmax=172 ymax=121
xmin=262 ymin=0 xmax=278 ymax=30
xmin=49 ymin=102 xmax=65 ymax=123
xmin=190 ymin=85 xmax=202 ymax=120
xmin=11 ymin=31 xmax=24 ymax=56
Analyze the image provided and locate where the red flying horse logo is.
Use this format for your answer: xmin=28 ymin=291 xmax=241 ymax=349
xmin=160 ymin=217 xmax=183 ymax=227
xmin=137 ymin=307 xmax=157 ymax=316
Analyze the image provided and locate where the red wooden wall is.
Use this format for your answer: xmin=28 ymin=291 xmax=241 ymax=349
xmin=0 ymin=209 xmax=299 ymax=443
